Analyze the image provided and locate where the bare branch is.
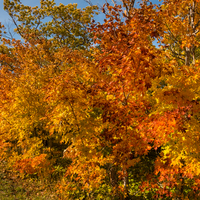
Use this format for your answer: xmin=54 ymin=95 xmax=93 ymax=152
xmin=84 ymin=0 xmax=93 ymax=6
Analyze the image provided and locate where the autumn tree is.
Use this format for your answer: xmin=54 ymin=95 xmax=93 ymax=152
xmin=4 ymin=0 xmax=98 ymax=49
xmin=159 ymin=0 xmax=200 ymax=65
xmin=149 ymin=0 xmax=200 ymax=198
xmin=58 ymin=0 xmax=200 ymax=199
xmin=0 ymin=0 xmax=98 ymax=183
xmin=47 ymin=1 xmax=178 ymax=199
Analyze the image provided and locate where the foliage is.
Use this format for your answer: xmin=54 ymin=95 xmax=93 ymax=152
xmin=4 ymin=0 xmax=98 ymax=49
xmin=2 ymin=0 xmax=200 ymax=199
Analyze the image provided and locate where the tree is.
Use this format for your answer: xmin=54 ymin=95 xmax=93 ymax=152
xmin=159 ymin=0 xmax=200 ymax=66
xmin=0 ymin=0 xmax=98 ymax=184
xmin=4 ymin=0 xmax=98 ymax=49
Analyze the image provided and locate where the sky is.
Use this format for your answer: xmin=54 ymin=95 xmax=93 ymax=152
xmin=0 ymin=0 xmax=162 ymax=40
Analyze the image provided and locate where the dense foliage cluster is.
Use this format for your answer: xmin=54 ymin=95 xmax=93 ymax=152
xmin=1 ymin=0 xmax=200 ymax=199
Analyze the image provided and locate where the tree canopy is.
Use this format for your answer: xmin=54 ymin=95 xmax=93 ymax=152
xmin=1 ymin=0 xmax=200 ymax=199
